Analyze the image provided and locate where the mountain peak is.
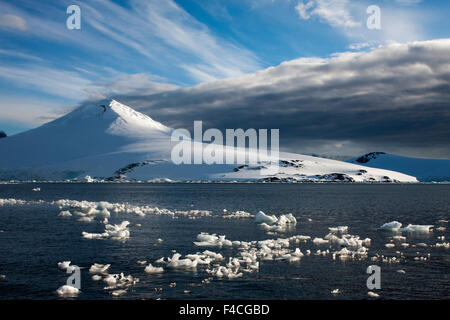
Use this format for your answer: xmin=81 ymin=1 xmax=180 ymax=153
xmin=58 ymin=99 xmax=170 ymax=134
xmin=353 ymin=152 xmax=386 ymax=164
xmin=108 ymin=99 xmax=171 ymax=134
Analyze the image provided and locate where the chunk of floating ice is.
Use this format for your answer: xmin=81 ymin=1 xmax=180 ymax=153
xmin=77 ymin=216 xmax=94 ymax=223
xmin=416 ymin=243 xmax=427 ymax=247
xmin=436 ymin=227 xmax=446 ymax=231
xmin=397 ymin=269 xmax=406 ymax=274
xmin=56 ymin=285 xmax=79 ymax=297
xmin=292 ymin=248 xmax=304 ymax=257
xmin=144 ymin=264 xmax=164 ymax=274
xmin=331 ymin=289 xmax=340 ymax=294
xmin=254 ymin=211 xmax=297 ymax=232
xmin=136 ymin=260 xmax=147 ymax=265
xmin=102 ymin=273 xmax=138 ymax=290
xmin=379 ymin=221 xmax=402 ymax=232
xmin=103 ymin=274 xmax=118 ymax=286
xmin=111 ymin=289 xmax=127 ymax=297
xmin=223 ymin=211 xmax=254 ymax=219
xmin=155 ymin=257 xmax=166 ymax=264
xmin=313 ymin=237 xmax=329 ymax=245
xmin=57 ymin=261 xmax=71 ymax=270
xmin=206 ymin=265 xmax=243 ymax=279
xmin=399 ymin=224 xmax=433 ymax=233
xmin=436 ymin=242 xmax=450 ymax=249
xmin=92 ymin=275 xmax=102 ymax=281
xmin=367 ymin=291 xmax=380 ymax=298
xmin=254 ymin=211 xmax=278 ymax=224
xmin=82 ymin=221 xmax=130 ymax=241
xmin=58 ymin=210 xmax=72 ymax=217
xmin=328 ymin=226 xmax=348 ymax=234
xmin=32 ymin=188 xmax=40 ymax=192
xmin=194 ymin=233 xmax=233 ymax=247
xmin=167 ymin=253 xmax=198 ymax=269
xmin=290 ymin=235 xmax=311 ymax=243
xmin=89 ymin=263 xmax=111 ymax=274
xmin=385 ymin=243 xmax=395 ymax=248
xmin=392 ymin=235 xmax=406 ymax=242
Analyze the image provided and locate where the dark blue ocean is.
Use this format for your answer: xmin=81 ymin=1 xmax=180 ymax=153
xmin=0 ymin=183 xmax=449 ymax=300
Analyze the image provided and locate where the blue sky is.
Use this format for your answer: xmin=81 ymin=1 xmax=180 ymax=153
xmin=1 ymin=0 xmax=450 ymax=158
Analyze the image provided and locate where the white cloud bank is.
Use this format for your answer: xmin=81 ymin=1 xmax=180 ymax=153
xmin=107 ymin=39 xmax=450 ymax=158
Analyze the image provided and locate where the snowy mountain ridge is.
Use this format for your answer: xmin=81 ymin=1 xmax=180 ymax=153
xmin=0 ymin=100 xmax=418 ymax=182
xmin=348 ymin=152 xmax=450 ymax=182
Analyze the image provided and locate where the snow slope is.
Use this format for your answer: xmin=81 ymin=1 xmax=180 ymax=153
xmin=348 ymin=152 xmax=450 ymax=182
xmin=0 ymin=100 xmax=417 ymax=182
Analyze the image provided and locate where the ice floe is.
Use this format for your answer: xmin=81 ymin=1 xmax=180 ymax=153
xmin=400 ymin=224 xmax=433 ymax=233
xmin=58 ymin=210 xmax=72 ymax=217
xmin=57 ymin=261 xmax=76 ymax=272
xmin=144 ymin=264 xmax=164 ymax=274
xmin=379 ymin=221 xmax=402 ymax=232
xmin=99 ymin=271 xmax=139 ymax=298
xmin=194 ymin=233 xmax=233 ymax=248
xmin=56 ymin=285 xmax=79 ymax=297
xmin=223 ymin=211 xmax=254 ymax=219
xmin=82 ymin=221 xmax=130 ymax=241
xmin=331 ymin=289 xmax=340 ymax=295
xmin=0 ymin=197 xmax=211 ymax=220
xmin=379 ymin=221 xmax=434 ymax=233
xmin=254 ymin=211 xmax=297 ymax=232
xmin=164 ymin=253 xmax=198 ymax=270
xmin=89 ymin=263 xmax=111 ymax=274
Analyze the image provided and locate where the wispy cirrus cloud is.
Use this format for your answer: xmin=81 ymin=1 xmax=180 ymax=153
xmin=0 ymin=13 xmax=27 ymax=31
xmin=0 ymin=0 xmax=262 ymax=130
xmin=394 ymin=0 xmax=422 ymax=5
xmin=295 ymin=0 xmax=428 ymax=46
xmin=295 ymin=0 xmax=361 ymax=28
xmin=78 ymin=0 xmax=261 ymax=82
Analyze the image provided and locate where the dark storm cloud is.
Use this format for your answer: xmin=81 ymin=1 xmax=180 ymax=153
xmin=98 ymin=39 xmax=450 ymax=158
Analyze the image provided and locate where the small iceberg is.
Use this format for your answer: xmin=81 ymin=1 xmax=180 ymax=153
xmin=167 ymin=253 xmax=198 ymax=269
xmin=58 ymin=210 xmax=72 ymax=217
xmin=254 ymin=211 xmax=278 ymax=224
xmin=254 ymin=211 xmax=297 ymax=232
xmin=144 ymin=264 xmax=164 ymax=274
xmin=379 ymin=221 xmax=433 ymax=233
xmin=399 ymin=224 xmax=433 ymax=233
xmin=194 ymin=233 xmax=233 ymax=247
xmin=379 ymin=221 xmax=402 ymax=232
xmin=82 ymin=221 xmax=130 ymax=241
xmin=56 ymin=285 xmax=79 ymax=297
xmin=57 ymin=261 xmax=76 ymax=273
xmin=89 ymin=263 xmax=110 ymax=274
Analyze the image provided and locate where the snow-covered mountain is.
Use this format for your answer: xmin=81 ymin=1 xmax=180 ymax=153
xmin=348 ymin=152 xmax=450 ymax=182
xmin=0 ymin=100 xmax=417 ymax=182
